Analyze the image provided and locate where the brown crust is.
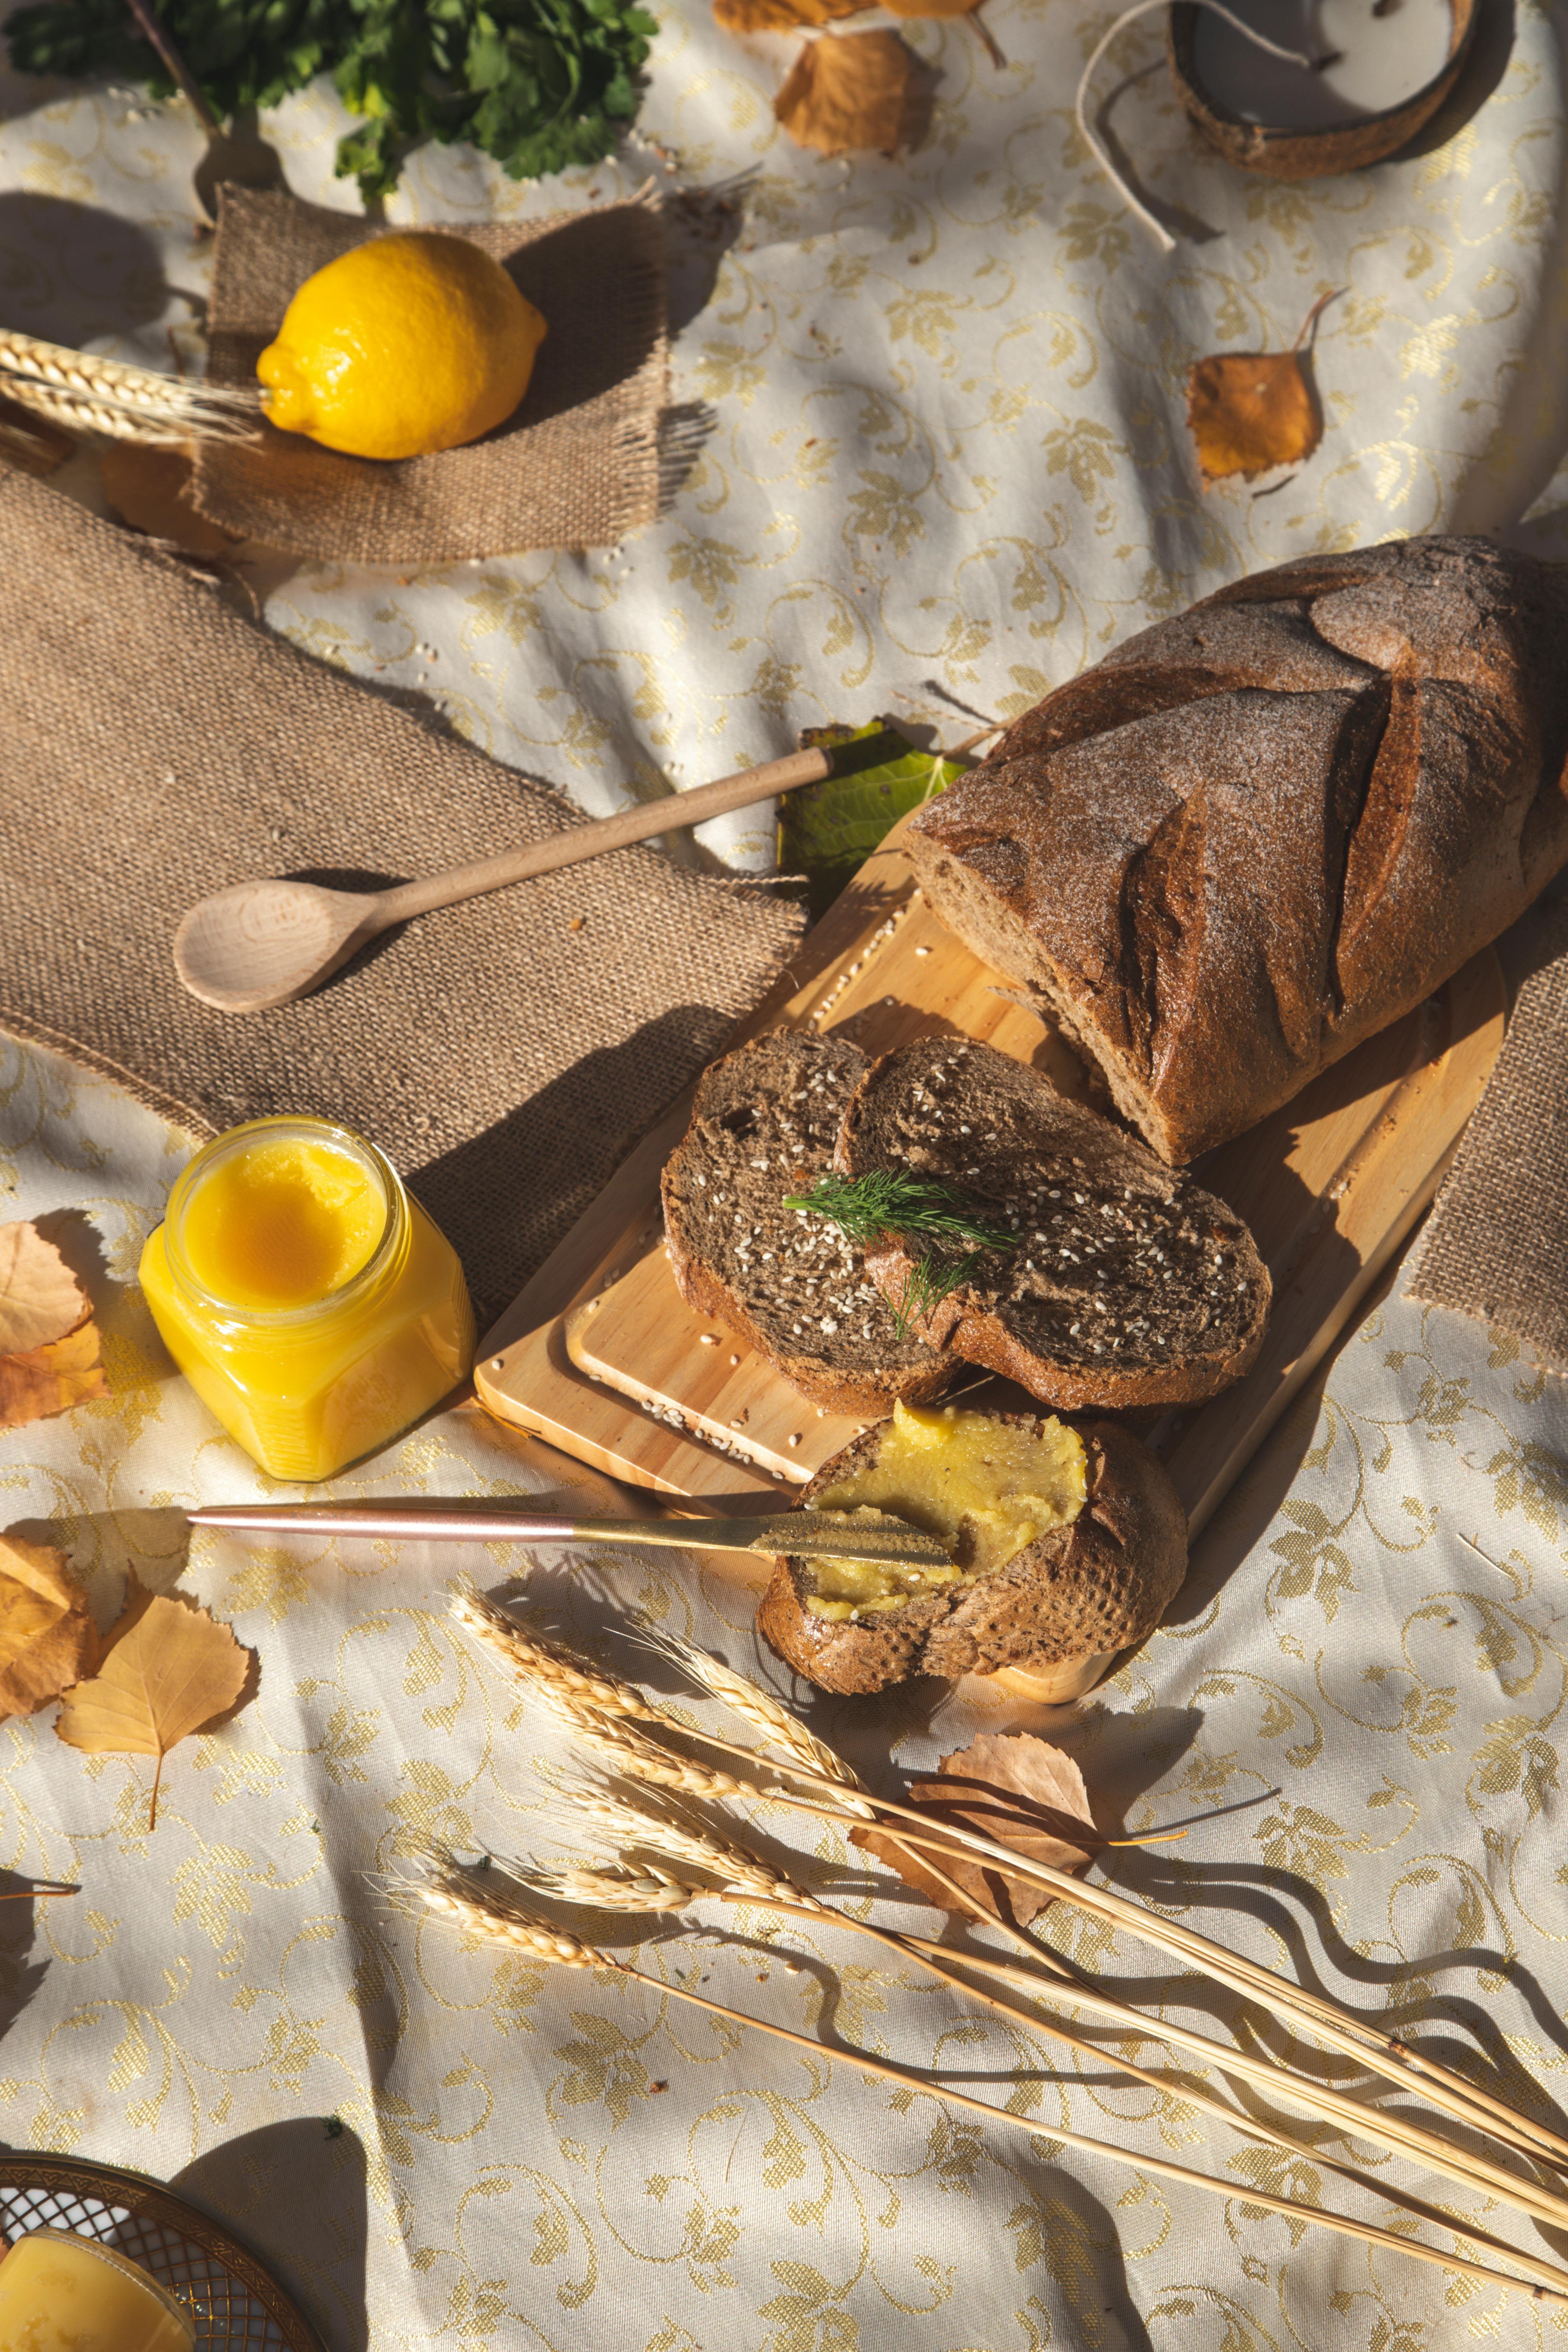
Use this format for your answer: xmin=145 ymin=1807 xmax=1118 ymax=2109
xmin=905 ymin=536 xmax=1568 ymax=1166
xmin=862 ymin=1240 xmax=1266 ymax=1412
xmin=758 ymin=1413 xmax=1187 ymax=1694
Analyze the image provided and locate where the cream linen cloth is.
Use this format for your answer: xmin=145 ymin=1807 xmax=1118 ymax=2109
xmin=5 ymin=997 xmax=1568 ymax=2350
xmin=3 ymin=1 xmax=1568 ymax=2345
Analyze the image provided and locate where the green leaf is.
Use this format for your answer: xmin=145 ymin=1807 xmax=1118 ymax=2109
xmin=779 ymin=720 xmax=966 ymax=918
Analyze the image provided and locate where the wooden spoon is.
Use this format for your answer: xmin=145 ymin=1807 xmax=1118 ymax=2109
xmin=176 ymin=741 xmax=862 ymax=1014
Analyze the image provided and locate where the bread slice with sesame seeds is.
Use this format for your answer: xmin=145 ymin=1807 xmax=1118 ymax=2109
xmin=831 ymin=1037 xmax=1270 ymax=1411
xmin=660 ymin=1031 xmax=953 ymax=1416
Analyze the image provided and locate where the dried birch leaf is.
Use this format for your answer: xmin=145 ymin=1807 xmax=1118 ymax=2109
xmin=775 ymin=30 xmax=917 ymax=156
xmin=56 ymin=1576 xmax=253 ymax=1830
xmin=717 ymin=0 xmax=866 ymax=29
xmin=853 ymin=1731 xmax=1096 ymax=1925
xmin=0 ymin=1222 xmax=88 ymax=1356
xmin=1185 ymin=291 xmax=1338 ymax=486
xmin=0 ymin=1323 xmax=108 ymax=1430
xmin=100 ymin=444 xmax=240 ymax=558
xmin=0 ymin=1535 xmax=97 ymax=1722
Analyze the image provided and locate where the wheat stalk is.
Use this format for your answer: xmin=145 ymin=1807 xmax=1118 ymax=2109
xmin=451 ymin=1581 xmax=655 ymax=1722
xmin=554 ymin=1781 xmax=1568 ymax=2244
xmin=647 ymin=1738 xmax=1568 ymax=2178
xmin=409 ymin=1861 xmax=1568 ymax=2313
xmin=451 ymin=1586 xmax=1568 ymax=2179
xmin=386 ymin=1868 xmax=605 ymax=1967
xmin=525 ymin=1863 xmax=706 ymax=1912
xmin=636 ymin=1626 xmax=876 ymax=1817
xmin=0 ymin=328 xmax=260 ymax=446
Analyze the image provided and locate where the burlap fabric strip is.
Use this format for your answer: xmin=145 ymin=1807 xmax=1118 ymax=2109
xmin=190 ymin=187 xmax=668 ymax=563
xmin=1409 ymin=898 xmax=1568 ymax=1375
xmin=0 ymin=467 xmax=803 ymax=1322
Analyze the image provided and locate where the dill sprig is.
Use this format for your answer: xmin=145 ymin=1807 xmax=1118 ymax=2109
xmin=891 ymin=1247 xmax=988 ymax=1340
xmin=782 ymin=1170 xmax=1015 ymax=1253
xmin=782 ymin=1171 xmax=1014 ymax=1343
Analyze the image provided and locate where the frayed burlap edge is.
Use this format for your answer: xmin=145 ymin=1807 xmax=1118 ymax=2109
xmin=1408 ymin=897 xmax=1568 ymax=1375
xmin=0 ymin=1010 xmax=213 ymax=1142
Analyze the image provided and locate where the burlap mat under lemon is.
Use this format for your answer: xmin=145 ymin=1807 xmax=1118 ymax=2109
xmin=0 ymin=467 xmax=804 ymax=1324
xmin=190 ymin=188 xmax=668 ymax=564
xmin=1409 ymin=897 xmax=1568 ymax=1374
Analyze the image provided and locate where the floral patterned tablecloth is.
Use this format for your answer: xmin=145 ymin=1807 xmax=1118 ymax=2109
xmin=2 ymin=0 xmax=1568 ymax=2343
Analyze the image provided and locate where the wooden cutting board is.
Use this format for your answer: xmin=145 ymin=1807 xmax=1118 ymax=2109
xmin=477 ymin=808 xmax=1506 ymax=1565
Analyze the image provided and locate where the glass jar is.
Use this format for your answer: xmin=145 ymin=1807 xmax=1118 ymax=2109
xmin=0 ymin=2230 xmax=194 ymax=2352
xmin=140 ymin=1115 xmax=475 ymax=1482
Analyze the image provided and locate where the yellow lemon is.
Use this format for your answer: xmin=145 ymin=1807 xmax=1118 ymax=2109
xmin=257 ymin=232 xmax=547 ymax=462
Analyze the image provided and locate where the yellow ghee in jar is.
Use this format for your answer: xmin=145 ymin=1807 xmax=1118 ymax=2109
xmin=140 ymin=1116 xmax=475 ymax=1483
xmin=178 ymin=1135 xmax=386 ymax=1310
xmin=0 ymin=2231 xmax=194 ymax=2352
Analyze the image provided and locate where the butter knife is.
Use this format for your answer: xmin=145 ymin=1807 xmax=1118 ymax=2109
xmin=186 ymin=1500 xmax=953 ymax=1574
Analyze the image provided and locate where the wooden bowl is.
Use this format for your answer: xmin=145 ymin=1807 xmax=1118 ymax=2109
xmin=1167 ymin=0 xmax=1479 ymax=179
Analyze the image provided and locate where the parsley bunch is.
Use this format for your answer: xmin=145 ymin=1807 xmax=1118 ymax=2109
xmin=6 ymin=0 xmax=657 ymax=200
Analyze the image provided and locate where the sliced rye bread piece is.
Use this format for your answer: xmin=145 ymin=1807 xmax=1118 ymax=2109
xmin=832 ymin=1037 xmax=1269 ymax=1410
xmin=758 ymin=1411 xmax=1187 ymax=1694
xmin=660 ymin=1030 xmax=951 ymax=1416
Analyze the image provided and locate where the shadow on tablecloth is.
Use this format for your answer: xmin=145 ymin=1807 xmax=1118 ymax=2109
xmin=175 ymin=2118 xmax=368 ymax=2352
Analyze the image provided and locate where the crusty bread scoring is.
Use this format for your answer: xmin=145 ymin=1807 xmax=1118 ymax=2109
xmin=660 ymin=1030 xmax=950 ymax=1416
xmin=835 ymin=1036 xmax=1269 ymax=1412
xmin=905 ymin=536 xmax=1568 ymax=1164
xmin=759 ymin=1412 xmax=1187 ymax=1694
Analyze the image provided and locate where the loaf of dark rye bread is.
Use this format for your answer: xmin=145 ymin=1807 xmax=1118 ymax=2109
xmin=905 ymin=536 xmax=1568 ymax=1163
xmin=660 ymin=1031 xmax=951 ymax=1415
xmin=759 ymin=1413 xmax=1187 ymax=1693
xmin=835 ymin=1038 xmax=1270 ymax=1409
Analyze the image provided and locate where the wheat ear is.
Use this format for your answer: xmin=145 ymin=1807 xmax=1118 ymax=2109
xmin=524 ymin=1863 xmax=707 ymax=1912
xmin=575 ymin=1785 xmax=816 ymax=1908
xmin=636 ymin=1626 xmax=875 ymax=1817
xmin=453 ymin=1588 xmax=1568 ymax=2179
xmin=450 ymin=1581 xmax=655 ymax=1721
xmin=571 ymin=1710 xmax=753 ymax=1801
xmin=412 ymin=1866 xmax=1568 ymax=2314
xmin=386 ymin=1868 xmax=605 ymax=1967
xmin=0 ymin=329 xmax=260 ymax=445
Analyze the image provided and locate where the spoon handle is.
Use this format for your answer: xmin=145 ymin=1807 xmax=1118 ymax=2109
xmin=374 ymin=746 xmax=832 ymax=925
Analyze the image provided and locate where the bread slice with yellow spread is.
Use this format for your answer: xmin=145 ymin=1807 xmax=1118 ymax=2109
xmin=758 ymin=1400 xmax=1187 ymax=1694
